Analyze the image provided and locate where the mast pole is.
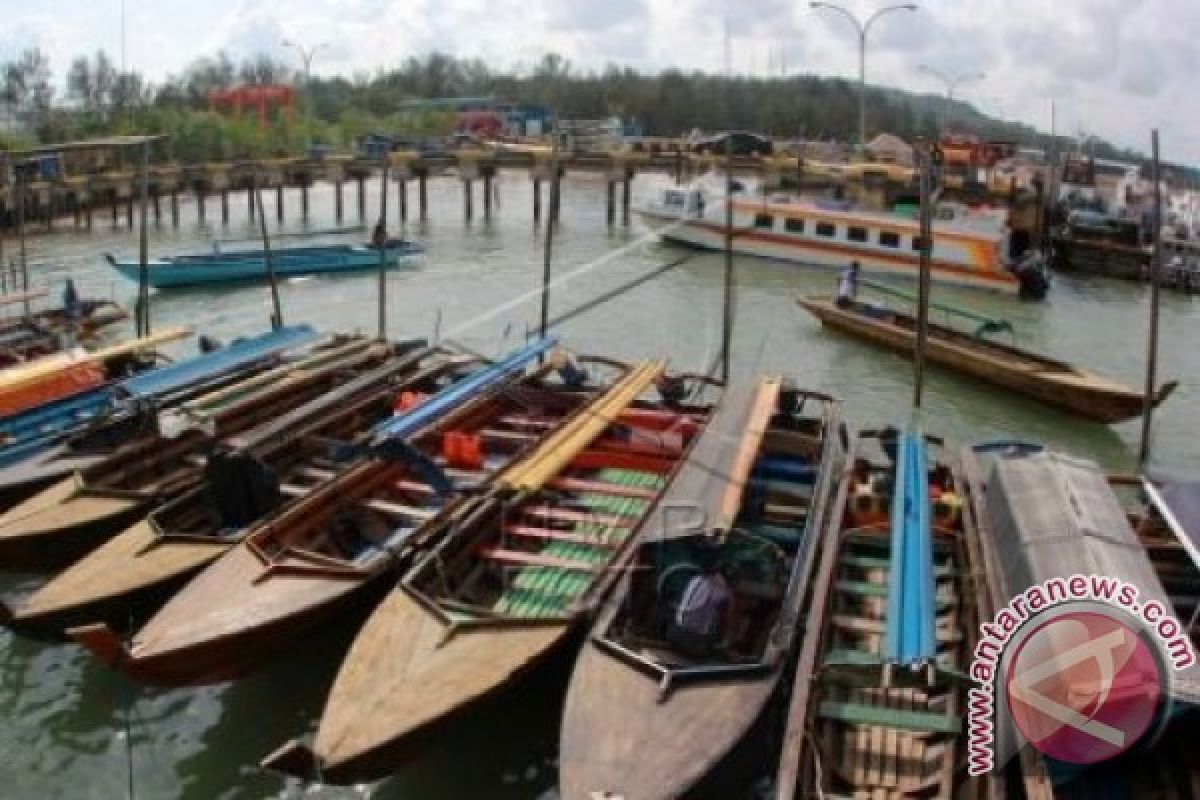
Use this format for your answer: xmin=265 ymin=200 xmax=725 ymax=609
xmin=254 ymin=174 xmax=283 ymax=330
xmin=137 ymin=139 xmax=150 ymax=336
xmin=721 ymin=132 xmax=735 ymax=386
xmin=377 ymin=156 xmax=390 ymax=339
xmin=913 ymin=141 xmax=933 ymax=410
xmin=1139 ymin=130 xmax=1163 ymax=467
xmin=538 ymin=116 xmax=560 ymax=343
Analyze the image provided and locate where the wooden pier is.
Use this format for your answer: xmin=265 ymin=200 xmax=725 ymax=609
xmin=0 ymin=148 xmax=862 ymax=232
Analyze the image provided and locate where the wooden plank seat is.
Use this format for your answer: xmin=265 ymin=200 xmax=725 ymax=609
xmin=502 ymin=524 xmax=622 ymax=548
xmin=478 ymin=546 xmax=602 ymax=573
xmin=816 ymin=700 xmax=961 ymax=736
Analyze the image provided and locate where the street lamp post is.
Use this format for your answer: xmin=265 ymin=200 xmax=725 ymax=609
xmin=282 ymin=39 xmax=329 ymax=83
xmin=810 ymin=2 xmax=918 ymax=153
xmin=918 ymin=65 xmax=985 ymax=134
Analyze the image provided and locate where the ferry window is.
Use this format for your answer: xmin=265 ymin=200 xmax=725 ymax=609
xmin=816 ymin=222 xmax=837 ymax=237
xmin=912 ymin=236 xmax=928 ymax=251
xmin=879 ymin=231 xmax=901 ymax=248
xmin=754 ymin=213 xmax=774 ymax=229
xmin=784 ymin=218 xmax=805 ymax=234
xmin=664 ymin=190 xmax=684 ymax=207
xmin=847 ymin=226 xmax=868 ymax=243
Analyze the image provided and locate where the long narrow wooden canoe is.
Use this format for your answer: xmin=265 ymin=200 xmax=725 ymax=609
xmin=0 ymin=336 xmax=392 ymax=571
xmin=776 ymin=429 xmax=985 ymax=800
xmin=261 ymin=362 xmax=715 ymax=783
xmin=0 ymin=325 xmax=321 ymax=501
xmin=796 ymin=295 xmax=1175 ymax=424
xmin=0 ymin=299 xmax=128 ymax=367
xmin=70 ymin=343 xmax=620 ymax=685
xmin=0 ymin=347 xmax=458 ymax=633
xmin=558 ymin=379 xmax=841 ymax=800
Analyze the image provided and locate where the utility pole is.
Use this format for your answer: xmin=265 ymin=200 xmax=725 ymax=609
xmin=917 ymin=65 xmax=985 ymax=134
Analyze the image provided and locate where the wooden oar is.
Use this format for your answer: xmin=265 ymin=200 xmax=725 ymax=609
xmin=716 ymin=377 xmax=782 ymax=532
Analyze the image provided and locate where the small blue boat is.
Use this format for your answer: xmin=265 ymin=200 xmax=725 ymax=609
xmin=105 ymin=240 xmax=423 ymax=289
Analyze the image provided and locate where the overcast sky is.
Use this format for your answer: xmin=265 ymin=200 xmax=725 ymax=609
xmin=0 ymin=0 xmax=1192 ymax=162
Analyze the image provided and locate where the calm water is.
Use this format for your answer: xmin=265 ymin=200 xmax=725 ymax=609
xmin=0 ymin=173 xmax=1197 ymax=799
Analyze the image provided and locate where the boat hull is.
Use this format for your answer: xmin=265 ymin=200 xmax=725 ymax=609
xmin=559 ymin=644 xmax=779 ymax=800
xmin=108 ymin=243 xmax=422 ymax=288
xmin=797 ymin=296 xmax=1171 ymax=423
xmin=638 ymin=209 xmax=1020 ymax=294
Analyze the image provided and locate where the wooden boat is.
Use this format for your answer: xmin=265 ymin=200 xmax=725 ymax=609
xmin=0 ymin=325 xmax=319 ymax=495
xmin=105 ymin=240 xmax=422 ymax=288
xmin=0 ymin=346 xmax=457 ymax=633
xmin=69 ymin=338 xmax=615 ymax=685
xmin=796 ymin=295 xmax=1176 ymax=424
xmin=0 ymin=300 xmax=128 ymax=367
xmin=0 ymin=327 xmax=191 ymax=417
xmin=775 ymin=428 xmax=986 ymax=800
xmin=262 ymin=361 xmax=714 ymax=783
xmin=557 ymin=379 xmax=840 ymax=800
xmin=961 ymin=445 xmax=1200 ymax=799
xmin=0 ymin=336 xmax=394 ymax=571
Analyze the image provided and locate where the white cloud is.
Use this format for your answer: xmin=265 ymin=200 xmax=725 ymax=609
xmin=0 ymin=0 xmax=1192 ymax=162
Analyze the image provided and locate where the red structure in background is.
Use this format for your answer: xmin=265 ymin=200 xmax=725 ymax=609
xmin=938 ymin=133 xmax=1018 ymax=170
xmin=208 ymin=86 xmax=296 ymax=127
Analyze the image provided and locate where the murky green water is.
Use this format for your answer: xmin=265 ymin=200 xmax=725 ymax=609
xmin=0 ymin=173 xmax=1196 ymax=798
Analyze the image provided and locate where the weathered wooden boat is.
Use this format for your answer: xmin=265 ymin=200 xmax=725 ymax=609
xmin=0 ymin=327 xmax=192 ymax=418
xmin=0 ymin=335 xmax=391 ymax=571
xmin=961 ymin=445 xmax=1200 ymax=799
xmin=0 ymin=300 xmax=128 ymax=366
xmin=0 ymin=346 xmax=458 ymax=633
xmin=796 ymin=295 xmax=1176 ymax=424
xmin=557 ymin=378 xmax=840 ymax=800
xmin=0 ymin=325 xmax=319 ymax=499
xmin=776 ymin=428 xmax=985 ymax=800
xmin=70 ymin=337 xmax=616 ymax=685
xmin=105 ymin=240 xmax=422 ymax=288
xmin=262 ymin=361 xmax=714 ymax=783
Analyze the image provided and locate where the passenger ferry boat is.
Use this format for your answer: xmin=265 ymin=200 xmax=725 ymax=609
xmin=637 ymin=179 xmax=1047 ymax=297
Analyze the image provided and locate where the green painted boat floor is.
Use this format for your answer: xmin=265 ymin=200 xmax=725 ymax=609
xmin=490 ymin=468 xmax=665 ymax=619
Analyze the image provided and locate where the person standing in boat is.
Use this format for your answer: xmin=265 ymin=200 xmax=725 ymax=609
xmin=836 ymin=261 xmax=860 ymax=308
xmin=371 ymin=220 xmax=388 ymax=249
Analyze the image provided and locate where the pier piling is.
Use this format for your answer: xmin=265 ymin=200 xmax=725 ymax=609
xmin=110 ymin=198 xmax=118 ymax=228
xmin=301 ymin=185 xmax=309 ymax=220
xmin=398 ymin=179 xmax=407 ymax=224
xmin=276 ymin=185 xmax=284 ymax=223
xmin=152 ymin=192 xmax=162 ymax=225
xmin=483 ymin=173 xmax=493 ymax=220
xmin=247 ymin=187 xmax=255 ymax=221
xmin=170 ymin=192 xmax=180 ymax=227
xmin=126 ymin=198 xmax=134 ymax=229
xmin=533 ymin=179 xmax=542 ymax=224
xmin=220 ymin=190 xmax=230 ymax=224
xmin=197 ymin=191 xmax=206 ymax=224
xmin=356 ymin=177 xmax=366 ymax=220
xmin=463 ymin=179 xmax=473 ymax=223
xmin=622 ymin=176 xmax=631 ymax=226
xmin=335 ymin=181 xmax=344 ymax=222
xmin=418 ymin=172 xmax=428 ymax=221
xmin=606 ymin=181 xmax=615 ymax=227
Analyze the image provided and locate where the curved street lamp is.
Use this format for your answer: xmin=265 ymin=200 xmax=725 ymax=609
xmin=810 ymin=2 xmax=918 ymax=153
xmin=282 ymin=39 xmax=329 ymax=83
xmin=918 ymin=65 xmax=986 ymax=133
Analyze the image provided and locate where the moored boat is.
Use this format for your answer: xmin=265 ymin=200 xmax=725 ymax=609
xmin=796 ymin=295 xmax=1175 ymax=424
xmin=775 ymin=428 xmax=984 ymax=800
xmin=558 ymin=378 xmax=840 ymax=800
xmin=69 ymin=338 xmax=622 ymax=685
xmin=0 ymin=346 xmax=456 ymax=633
xmin=638 ymin=181 xmax=1046 ymax=296
xmin=105 ymin=240 xmax=422 ymax=289
xmin=0 ymin=336 xmax=388 ymax=570
xmin=0 ymin=325 xmax=319 ymax=496
xmin=260 ymin=361 xmax=713 ymax=782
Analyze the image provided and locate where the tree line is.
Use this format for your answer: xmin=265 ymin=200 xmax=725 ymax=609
xmin=0 ymin=47 xmax=1173 ymax=176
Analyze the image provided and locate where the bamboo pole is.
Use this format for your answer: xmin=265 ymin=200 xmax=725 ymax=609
xmin=15 ymin=167 xmax=28 ymax=317
xmin=538 ymin=121 xmax=560 ymax=342
xmin=137 ymin=141 xmax=151 ymax=336
xmin=721 ymin=132 xmax=735 ymax=385
xmin=913 ymin=143 xmax=933 ymax=411
xmin=377 ymin=158 xmax=390 ymax=339
xmin=253 ymin=175 xmax=283 ymax=331
xmin=1139 ymin=130 xmax=1163 ymax=467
